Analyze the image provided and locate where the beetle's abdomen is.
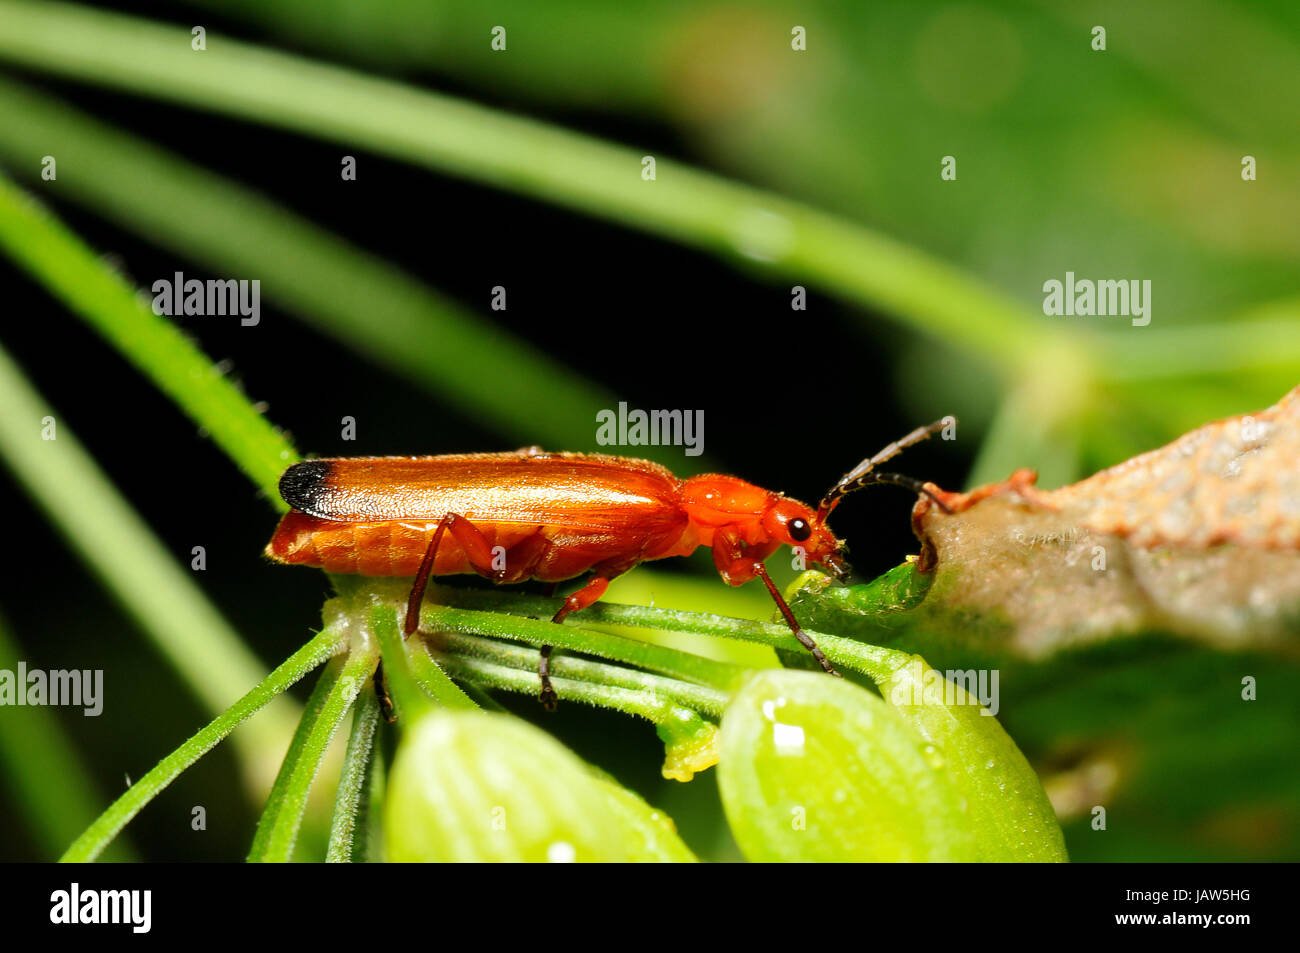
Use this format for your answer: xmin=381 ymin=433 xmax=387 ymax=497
xmin=267 ymin=511 xmax=524 ymax=577
xmin=269 ymin=511 xmax=424 ymax=575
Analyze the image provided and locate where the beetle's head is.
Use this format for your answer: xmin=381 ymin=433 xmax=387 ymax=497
xmin=766 ymin=418 xmax=956 ymax=584
xmin=754 ymin=418 xmax=955 ymax=585
xmin=761 ymin=497 xmax=850 ymax=581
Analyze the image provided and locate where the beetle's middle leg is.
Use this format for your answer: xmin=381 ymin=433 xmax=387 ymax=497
xmin=538 ymin=563 xmax=634 ymax=710
xmin=536 ymin=575 xmax=611 ymax=711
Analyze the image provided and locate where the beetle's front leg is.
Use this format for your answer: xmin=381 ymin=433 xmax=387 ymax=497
xmin=712 ymin=529 xmax=841 ymax=677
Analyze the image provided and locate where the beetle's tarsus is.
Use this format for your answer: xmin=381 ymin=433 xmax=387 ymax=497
xmin=538 ymin=644 xmax=557 ymax=711
xmin=539 ymin=684 xmax=558 ymax=711
xmin=373 ymin=662 xmax=397 ymax=722
xmin=808 ymin=643 xmax=840 ymax=677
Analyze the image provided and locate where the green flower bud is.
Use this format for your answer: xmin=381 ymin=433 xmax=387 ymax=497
xmin=719 ymin=669 xmax=978 ymax=861
xmin=385 ymin=711 xmax=692 ymax=862
xmin=878 ymin=655 xmax=1067 ymax=861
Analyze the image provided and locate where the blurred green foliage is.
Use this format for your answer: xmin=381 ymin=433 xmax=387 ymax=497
xmin=181 ymin=0 xmax=1300 ymax=471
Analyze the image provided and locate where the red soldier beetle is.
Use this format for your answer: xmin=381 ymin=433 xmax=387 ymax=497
xmin=266 ymin=421 xmax=952 ymax=708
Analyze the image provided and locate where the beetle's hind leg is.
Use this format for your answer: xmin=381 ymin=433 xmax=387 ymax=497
xmin=403 ymin=512 xmax=499 ymax=635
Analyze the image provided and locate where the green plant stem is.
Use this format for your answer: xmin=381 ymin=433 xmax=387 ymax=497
xmin=325 ymin=684 xmax=381 ymax=863
xmin=585 ymin=605 xmax=909 ymax=685
xmin=368 ymin=605 xmax=435 ymax=724
xmin=0 ymin=0 xmax=1041 ymax=374
xmin=248 ymin=657 xmax=343 ymax=861
xmin=0 ymin=337 xmax=299 ymax=786
xmin=61 ymin=627 xmax=344 ymax=862
xmin=420 ymin=586 xmax=910 ymax=685
xmin=428 ymin=632 xmax=729 ymax=717
xmin=967 ymin=378 xmax=1083 ymax=490
xmin=452 ymin=679 xmax=509 ymax=713
xmin=415 ymin=594 xmax=747 ymax=691
xmin=0 ymin=170 xmax=298 ymax=502
xmin=431 ymin=652 xmax=711 ymax=728
xmin=248 ymin=640 xmax=378 ymax=862
xmin=405 ymin=639 xmax=480 ymax=711
xmin=361 ymin=724 xmax=387 ymax=863
xmin=0 ymin=77 xmax=631 ymax=459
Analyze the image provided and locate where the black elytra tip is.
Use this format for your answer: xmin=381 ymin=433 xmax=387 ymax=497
xmin=279 ymin=459 xmax=333 ymax=513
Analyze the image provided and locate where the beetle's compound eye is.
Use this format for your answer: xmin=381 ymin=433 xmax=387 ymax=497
xmin=788 ymin=517 xmax=811 ymax=542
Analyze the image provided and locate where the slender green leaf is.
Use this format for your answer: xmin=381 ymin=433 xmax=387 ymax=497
xmin=0 ymin=335 xmax=298 ymax=781
xmin=367 ymin=604 xmax=435 ymax=726
xmin=0 ymin=171 xmax=297 ymax=501
xmin=325 ymin=684 xmax=382 ymax=863
xmin=248 ymin=641 xmax=378 ymax=862
xmin=0 ymin=76 xmax=624 ymax=456
xmin=428 ymin=650 xmax=721 ymax=782
xmin=0 ymin=0 xmax=1042 ymax=373
xmin=61 ymin=627 xmax=343 ymax=862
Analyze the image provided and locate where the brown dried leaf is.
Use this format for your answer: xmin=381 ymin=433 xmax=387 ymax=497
xmin=911 ymin=386 xmax=1300 ymax=655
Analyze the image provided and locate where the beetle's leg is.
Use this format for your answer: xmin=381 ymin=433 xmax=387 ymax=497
xmin=537 ymin=644 xmax=557 ymax=710
xmin=405 ymin=518 xmax=450 ymax=635
xmin=752 ymin=562 xmax=839 ymax=676
xmin=539 ymin=570 xmax=623 ymax=710
xmin=710 ymin=527 xmax=777 ymax=585
xmin=712 ymin=528 xmax=840 ymax=677
xmin=551 ymin=575 xmax=613 ymax=624
xmin=493 ymin=532 xmax=551 ymax=584
xmin=404 ymin=512 xmax=498 ymax=635
xmin=372 ymin=661 xmax=396 ymax=723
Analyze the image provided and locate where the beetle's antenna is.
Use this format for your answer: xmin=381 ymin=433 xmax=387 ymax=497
xmin=817 ymin=418 xmax=954 ymax=520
